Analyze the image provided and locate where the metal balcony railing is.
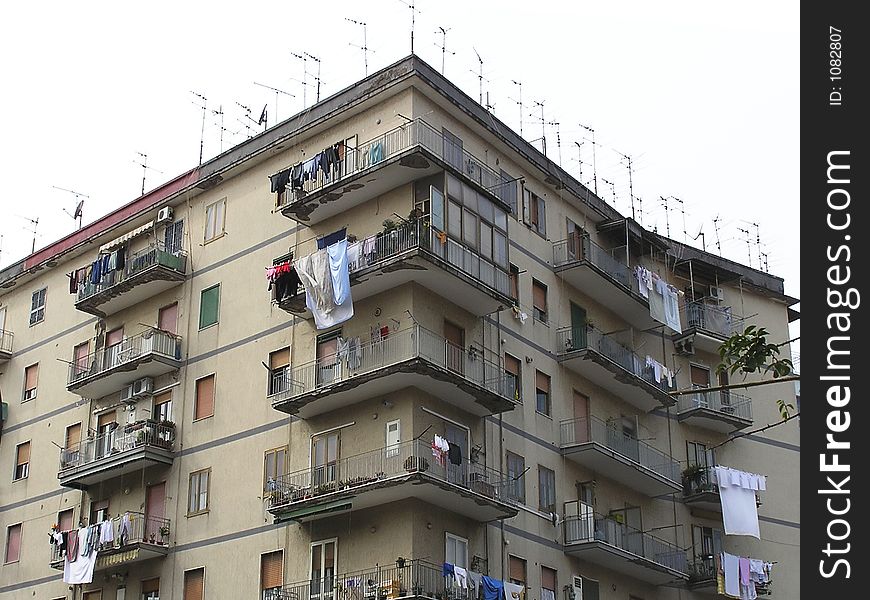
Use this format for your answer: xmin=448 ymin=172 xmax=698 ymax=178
xmin=268 ymin=324 xmax=515 ymax=404
xmin=279 ymin=119 xmax=514 ymax=207
xmin=683 ymin=301 xmax=736 ymax=337
xmin=266 ymin=438 xmax=511 ymax=511
xmin=553 ymin=236 xmax=642 ymax=295
xmin=677 ymin=390 xmax=753 ymax=421
xmin=67 ymin=329 xmax=181 ymax=387
xmin=682 ymin=465 xmax=718 ymax=496
xmin=266 ymin=560 xmax=467 ymax=600
xmin=50 ymin=511 xmax=171 ymax=564
xmin=59 ymin=420 xmax=176 ymax=472
xmin=559 ymin=416 xmax=680 ymax=482
xmin=688 ymin=556 xmax=717 ymax=583
xmin=563 ymin=513 xmax=688 ymax=574
xmin=0 ymin=329 xmax=12 ymax=354
xmin=557 ymin=326 xmax=675 ymax=394
xmin=77 ymin=243 xmax=187 ymax=303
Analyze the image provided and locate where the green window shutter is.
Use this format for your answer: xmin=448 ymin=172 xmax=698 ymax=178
xmin=199 ymin=285 xmax=220 ymax=329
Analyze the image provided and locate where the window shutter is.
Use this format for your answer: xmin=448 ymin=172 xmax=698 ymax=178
xmin=142 ymin=578 xmax=160 ymax=593
xmin=261 ymin=550 xmax=284 ymax=589
xmin=505 ymin=355 xmax=520 ymax=377
xmin=537 ymin=198 xmax=546 ymax=235
xmin=159 ymin=303 xmax=178 ymax=334
xmin=154 ymin=391 xmax=172 ymax=408
xmin=523 ymin=189 xmax=531 ymax=225
xmin=5 ymin=524 xmax=21 ymax=563
xmin=690 ymin=365 xmax=710 ymax=387
xmin=509 ymin=555 xmax=526 ymax=583
xmin=270 ymin=348 xmax=290 ymax=370
xmin=66 ymin=423 xmax=82 ymax=449
xmin=16 ymin=442 xmax=30 ymax=465
xmin=199 ymin=285 xmax=220 ymax=329
xmin=97 ymin=412 xmax=116 ymax=428
xmin=106 ymin=328 xmax=124 ymax=347
xmin=536 ymin=371 xmax=550 ymax=394
xmin=58 ymin=509 xmax=74 ymax=532
xmin=184 ymin=568 xmax=204 ymax=600
xmin=532 ymin=281 xmax=547 ymax=312
xmin=541 ymin=566 xmax=556 ymax=591
xmin=195 ymin=375 xmax=215 ymax=420
xmin=24 ymin=364 xmax=38 ymax=390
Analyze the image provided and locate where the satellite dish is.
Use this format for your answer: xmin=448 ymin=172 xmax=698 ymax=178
xmin=73 ymin=200 xmax=84 ymax=220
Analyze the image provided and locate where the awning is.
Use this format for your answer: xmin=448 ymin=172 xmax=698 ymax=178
xmin=95 ymin=548 xmax=139 ymax=568
xmin=99 ymin=222 xmax=155 ymax=253
xmin=279 ymin=499 xmax=354 ymax=522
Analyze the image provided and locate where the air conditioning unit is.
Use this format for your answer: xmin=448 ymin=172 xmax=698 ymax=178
xmin=565 ymin=576 xmax=582 ymax=600
xmin=709 ymin=286 xmax=725 ymax=302
xmin=120 ymin=377 xmax=154 ymax=403
xmin=156 ymin=206 xmax=173 ymax=224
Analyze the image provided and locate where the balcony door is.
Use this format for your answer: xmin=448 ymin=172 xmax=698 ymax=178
xmin=569 ymin=303 xmax=587 ymax=350
xmin=316 ymin=334 xmax=340 ymax=386
xmin=444 ymin=321 xmax=465 ymax=374
xmin=105 ymin=327 xmax=125 ymax=369
xmin=164 ymin=219 xmax=184 ymax=255
xmin=690 ymin=364 xmax=712 ymax=409
xmin=145 ymin=482 xmax=166 ymax=544
xmin=158 ymin=302 xmax=178 ymax=335
xmin=572 ymin=391 xmax=589 ymax=444
xmin=567 ymin=218 xmax=585 ymax=261
xmin=96 ymin=411 xmax=116 ymax=459
xmin=444 ymin=422 xmax=469 ymax=485
xmin=310 ymin=539 xmax=337 ymax=600
xmin=691 ymin=525 xmax=723 ymax=578
xmin=312 ymin=432 xmax=339 ymax=492
xmin=73 ymin=341 xmax=90 ymax=380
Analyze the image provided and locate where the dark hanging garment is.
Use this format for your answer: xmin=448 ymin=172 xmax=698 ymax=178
xmin=448 ymin=442 xmax=462 ymax=465
xmin=275 ymin=269 xmax=302 ymax=301
xmin=317 ymin=227 xmax=347 ymax=249
xmin=116 ymin=246 xmax=126 ymax=271
xmin=291 ymin=163 xmax=303 ymax=189
xmin=68 ymin=272 xmax=77 ymax=294
xmin=66 ymin=529 xmax=79 ymax=562
xmin=270 ymin=168 xmax=292 ymax=193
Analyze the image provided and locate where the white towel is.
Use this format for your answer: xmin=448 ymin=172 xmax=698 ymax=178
xmin=723 ymin=552 xmax=740 ymax=597
xmin=454 ymin=566 xmax=468 ymax=590
xmin=503 ymin=582 xmax=524 ymax=600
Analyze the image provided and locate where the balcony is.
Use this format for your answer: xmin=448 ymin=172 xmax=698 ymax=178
xmin=268 ymin=324 xmax=518 ymax=418
xmin=552 ymin=237 xmax=657 ymax=330
xmin=75 ymin=244 xmax=187 ymax=317
xmin=50 ymin=512 xmax=170 ymax=570
xmin=274 ymin=220 xmax=511 ymax=318
xmin=267 ymin=439 xmax=517 ymax=523
xmin=0 ymin=329 xmax=12 ymax=363
xmin=673 ymin=301 xmax=738 ymax=355
xmin=682 ymin=466 xmax=723 ymax=513
xmin=67 ymin=328 xmax=182 ymax=399
xmin=560 ymin=416 xmax=681 ymax=496
xmin=278 ymin=119 xmax=513 ymax=226
xmin=58 ymin=420 xmax=176 ymax=489
xmin=563 ymin=513 xmax=687 ymax=584
xmin=556 ymin=326 xmax=676 ymax=412
xmin=687 ymin=557 xmax=717 ymax=592
xmin=267 ymin=560 xmax=468 ymax=600
xmin=677 ymin=390 xmax=753 ymax=433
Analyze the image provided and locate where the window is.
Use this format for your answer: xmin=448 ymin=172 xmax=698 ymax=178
xmin=4 ymin=523 xmax=21 ymax=563
xmin=14 ymin=442 xmax=30 ymax=480
xmin=142 ymin=577 xmax=160 ymax=600
xmin=500 ymin=169 xmax=518 ymax=216
xmin=312 ymin=432 xmax=339 ymax=488
xmin=204 ymin=198 xmax=226 ymax=242
xmin=90 ymin=499 xmax=109 ymax=525
xmin=538 ymin=466 xmax=556 ymax=513
xmin=23 ymin=363 xmax=38 ymax=401
xmin=535 ymin=371 xmax=551 ymax=416
xmin=73 ymin=341 xmax=90 ymax=379
xmin=532 ymin=280 xmax=547 ymax=322
xmin=264 ymin=446 xmax=287 ymax=492
xmin=195 ymin=374 xmax=215 ymax=420
xmin=541 ymin=566 xmax=557 ymax=600
xmin=188 ymin=469 xmax=210 ymax=515
xmin=506 ymin=451 xmax=526 ymax=503
xmin=269 ymin=347 xmax=291 ymax=395
xmin=508 ymin=555 xmax=527 ymax=587
xmin=30 ymin=288 xmax=46 ymax=325
xmin=158 ymin=302 xmax=179 ymax=334
xmin=164 ymin=218 xmax=185 ymax=254
xmin=63 ymin=423 xmax=82 ymax=467
xmin=184 ymin=567 xmax=205 ymax=600
xmin=82 ymin=592 xmax=102 ymax=600
xmin=58 ymin=509 xmax=74 ymax=533
xmin=690 ymin=364 xmax=711 ymax=389
xmin=310 ymin=539 xmax=337 ymax=599
xmin=261 ymin=550 xmax=284 ymax=598
xmin=445 ymin=533 xmax=468 ymax=570
xmin=691 ymin=525 xmax=723 ymax=577
xmin=509 ymin=264 xmax=520 ymax=301
xmin=523 ymin=188 xmax=546 ymax=236
xmin=504 ymin=353 xmax=522 ymax=402
xmin=199 ymin=284 xmax=220 ymax=329
xmin=154 ymin=391 xmax=172 ymax=422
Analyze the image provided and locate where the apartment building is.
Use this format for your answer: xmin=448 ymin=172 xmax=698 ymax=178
xmin=0 ymin=55 xmax=799 ymax=600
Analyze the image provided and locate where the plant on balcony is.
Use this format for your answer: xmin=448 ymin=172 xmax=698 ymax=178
xmin=681 ymin=464 xmax=706 ymax=495
xmin=404 ymin=456 xmax=429 ymax=472
xmin=158 ymin=524 xmax=171 ymax=542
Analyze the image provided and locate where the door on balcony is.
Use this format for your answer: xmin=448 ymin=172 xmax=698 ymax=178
xmin=691 ymin=525 xmax=723 ymax=579
xmin=569 ymin=303 xmax=587 ymax=350
xmin=690 ymin=364 xmax=711 ymax=408
xmin=316 ymin=334 xmax=340 ymax=387
xmin=385 ymin=419 xmax=401 ymax=458
xmin=718 ymin=370 xmax=733 ymax=412
xmin=90 ymin=499 xmax=109 ymax=526
xmin=567 ymin=219 xmax=585 ymax=261
xmin=73 ymin=341 xmax=90 ymax=380
xmin=96 ymin=411 xmax=116 ymax=458
xmin=444 ymin=321 xmax=465 ymax=375
xmin=145 ymin=482 xmax=166 ymax=545
xmin=269 ymin=347 xmax=291 ymax=396
xmin=444 ymin=423 xmax=469 ymax=485
xmin=310 ymin=539 xmax=337 ymax=600
xmin=312 ymin=432 xmax=339 ymax=492
xmin=572 ymin=391 xmax=590 ymax=444
xmin=164 ymin=219 xmax=184 ymax=255
xmin=564 ymin=481 xmax=595 ymax=543
xmin=105 ymin=327 xmax=125 ymax=369
xmin=158 ymin=302 xmax=178 ymax=335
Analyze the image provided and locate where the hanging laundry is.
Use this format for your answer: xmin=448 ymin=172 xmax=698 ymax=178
xmin=663 ymin=284 xmax=682 ymax=333
xmin=432 ymin=435 xmax=447 ymax=467
xmin=454 ymin=566 xmax=468 ymax=590
xmin=63 ymin=527 xmax=98 ymax=584
xmin=443 ymin=562 xmax=455 ymax=578
xmin=448 ymin=441 xmax=462 ymax=465
xmin=369 ymin=141 xmax=384 ymax=165
xmin=503 ymin=582 xmax=524 ymax=600
xmin=481 ymin=577 xmax=504 ymax=600
xmin=291 ymin=163 xmax=304 ymax=190
xmin=634 ymin=266 xmax=650 ymax=299
xmin=270 ymin=168 xmax=292 ymax=193
xmin=328 ymin=238 xmax=352 ymax=306
xmin=302 ymin=157 xmax=318 ymax=182
xmin=648 ymin=273 xmax=667 ymax=326
xmin=318 ymin=227 xmax=347 ymax=250
xmin=714 ymin=466 xmax=765 ymax=538
xmin=722 ymin=552 xmax=740 ymax=598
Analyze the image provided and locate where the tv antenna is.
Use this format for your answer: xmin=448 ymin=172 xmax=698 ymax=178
xmin=304 ymin=53 xmax=322 ymax=103
xmin=601 ymin=177 xmax=617 ymax=207
xmin=748 ymin=221 xmax=762 ymax=269
xmin=253 ymin=82 xmax=295 ymax=125
xmin=398 ymin=0 xmax=421 ymax=54
xmin=435 ymin=27 xmax=455 ymax=75
xmin=190 ymin=91 xmax=208 ymax=165
xmin=133 ymin=152 xmax=163 ymax=196
xmin=674 ymin=197 xmax=687 ymax=242
xmin=471 ymin=47 xmax=486 ymax=105
xmin=510 ymin=80 xmax=523 ymax=136
xmin=760 ymin=251 xmax=769 ymax=272
xmin=615 ymin=149 xmax=636 ymax=221
xmin=636 ymin=196 xmax=644 ymax=225
xmin=290 ymin=52 xmax=310 ymax=108
xmin=712 ymin=215 xmax=723 ymax=255
xmin=736 ymin=226 xmax=752 ymax=267
xmin=692 ymin=226 xmax=706 ymax=252
xmin=53 ymin=186 xmax=88 ymax=230
xmin=16 ymin=215 xmax=39 ymax=254
xmin=659 ymin=196 xmax=674 ymax=238
xmin=579 ymin=123 xmax=598 ymax=196
xmin=345 ymin=18 xmax=373 ymax=76
xmin=547 ymin=121 xmax=562 ymax=166
xmin=235 ymin=102 xmax=259 ymax=138
xmin=531 ymin=101 xmax=547 ymax=156
xmin=211 ymin=105 xmax=226 ymax=152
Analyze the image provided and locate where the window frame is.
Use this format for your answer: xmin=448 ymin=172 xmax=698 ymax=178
xmin=445 ymin=532 xmax=469 ymax=570
xmin=508 ymin=554 xmax=527 ymax=587
xmin=30 ymin=287 xmax=46 ymax=326
xmin=264 ymin=445 xmax=288 ymax=492
xmin=261 ymin=549 xmax=285 ymax=593
xmin=183 ymin=567 xmax=206 ymax=600
xmin=23 ymin=363 xmax=39 ymax=402
xmin=194 ymin=373 xmax=216 ymax=421
xmin=13 ymin=441 xmax=30 ymax=481
xmin=506 ymin=451 xmax=526 ymax=504
xmin=538 ymin=465 xmax=556 ymax=513
xmin=535 ymin=370 xmax=551 ymax=416
xmin=4 ymin=523 xmax=22 ymax=564
xmin=187 ymin=468 xmax=211 ymax=516
xmin=198 ymin=284 xmax=221 ymax=330
xmin=540 ymin=565 xmax=557 ymax=600
xmin=532 ymin=279 xmax=548 ymax=323
xmin=504 ymin=353 xmax=522 ymax=403
xmin=204 ymin=197 xmax=227 ymax=243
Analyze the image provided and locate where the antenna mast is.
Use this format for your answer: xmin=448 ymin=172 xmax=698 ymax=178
xmin=53 ymin=186 xmax=88 ymax=230
xmin=133 ymin=153 xmax=163 ymax=196
xmin=531 ymin=101 xmax=546 ymax=156
xmin=573 ymin=141 xmax=583 ymax=183
xmin=304 ymin=53 xmax=322 ymax=103
xmin=548 ymin=121 xmax=562 ymax=166
xmin=737 ymin=226 xmax=752 ymax=267
xmin=290 ymin=52 xmax=308 ymax=107
xmin=253 ymin=82 xmax=295 ymax=125
xmin=579 ymin=123 xmax=597 ymax=195
xmin=190 ymin=91 xmax=208 ymax=165
xmin=601 ymin=177 xmax=617 ymax=207
xmin=615 ymin=149 xmax=636 ymax=220
xmin=435 ymin=27 xmax=454 ymax=75
xmin=345 ymin=18 xmax=372 ymax=76
xmin=398 ymin=0 xmax=421 ymax=54
xmin=16 ymin=215 xmax=39 ymax=254
xmin=472 ymin=48 xmax=485 ymax=105
xmin=510 ymin=80 xmax=523 ymax=136
xmin=659 ymin=196 xmax=672 ymax=238
xmin=712 ymin=215 xmax=723 ymax=255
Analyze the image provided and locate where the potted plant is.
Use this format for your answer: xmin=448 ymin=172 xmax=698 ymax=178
xmin=158 ymin=524 xmax=171 ymax=543
xmin=681 ymin=464 xmax=705 ymax=494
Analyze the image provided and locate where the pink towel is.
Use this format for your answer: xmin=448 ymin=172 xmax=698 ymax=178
xmin=739 ymin=556 xmax=751 ymax=586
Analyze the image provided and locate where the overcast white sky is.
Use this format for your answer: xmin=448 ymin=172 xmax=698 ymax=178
xmin=0 ymin=1 xmax=799 ymax=359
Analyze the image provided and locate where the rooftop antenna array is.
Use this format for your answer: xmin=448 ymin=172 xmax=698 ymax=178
xmin=253 ymin=82 xmax=295 ymax=126
xmin=211 ymin=105 xmax=226 ymax=152
xmin=573 ymin=141 xmax=584 ymax=182
xmin=133 ymin=153 xmax=163 ymax=196
xmin=675 ymin=197 xmax=687 ymax=243
xmin=712 ymin=215 xmax=723 ymax=255
xmin=345 ymin=18 xmax=373 ymax=77
xmin=601 ymin=177 xmax=617 ymax=207
xmin=692 ymin=226 xmax=706 ymax=252
xmin=761 ymin=251 xmax=769 ymax=273
xmin=290 ymin=52 xmax=309 ymax=108
xmin=190 ymin=91 xmax=208 ymax=165
xmin=531 ymin=100 xmax=547 ymax=156
xmin=304 ymin=53 xmax=323 ymax=103
xmin=579 ymin=123 xmax=597 ymax=196
xmin=435 ymin=27 xmax=455 ymax=75
xmin=235 ymin=102 xmax=259 ymax=139
xmin=636 ymin=196 xmax=644 ymax=225
xmin=471 ymin=47 xmax=486 ymax=105
xmin=749 ymin=221 xmax=762 ymax=270
xmin=615 ymin=149 xmax=636 ymax=221
xmin=16 ymin=215 xmax=39 ymax=254
xmin=659 ymin=196 xmax=672 ymax=238
xmin=547 ymin=121 xmax=562 ymax=166
xmin=53 ymin=186 xmax=87 ymax=230
xmin=736 ymin=226 xmax=752 ymax=267
xmin=398 ymin=0 xmax=421 ymax=54
xmin=510 ymin=80 xmax=523 ymax=136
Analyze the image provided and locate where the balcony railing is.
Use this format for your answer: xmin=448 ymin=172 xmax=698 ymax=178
xmin=59 ymin=420 xmax=176 ymax=472
xmin=267 ymin=438 xmax=511 ymax=511
xmin=76 ymin=243 xmax=187 ymax=303
xmin=677 ymin=390 xmax=753 ymax=421
xmin=557 ymin=326 xmax=675 ymax=394
xmin=0 ymin=330 xmax=12 ymax=355
xmin=279 ymin=119 xmax=513 ymax=208
xmin=268 ymin=324 xmax=515 ymax=405
xmin=683 ymin=301 xmax=736 ymax=337
xmin=563 ymin=513 xmax=687 ymax=575
xmin=50 ymin=511 xmax=171 ymax=565
xmin=267 ymin=560 xmax=467 ymax=600
xmin=688 ymin=557 xmax=717 ymax=584
xmin=553 ymin=236 xmax=642 ymax=294
xmin=682 ymin=465 xmax=718 ymax=496
xmin=559 ymin=416 xmax=680 ymax=482
xmin=67 ymin=328 xmax=181 ymax=387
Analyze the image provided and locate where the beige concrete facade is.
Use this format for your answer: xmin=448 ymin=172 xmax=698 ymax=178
xmin=1 ymin=56 xmax=798 ymax=600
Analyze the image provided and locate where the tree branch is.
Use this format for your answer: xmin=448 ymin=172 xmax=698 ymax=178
xmin=710 ymin=412 xmax=800 ymax=450
xmin=669 ymin=374 xmax=801 ymax=396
